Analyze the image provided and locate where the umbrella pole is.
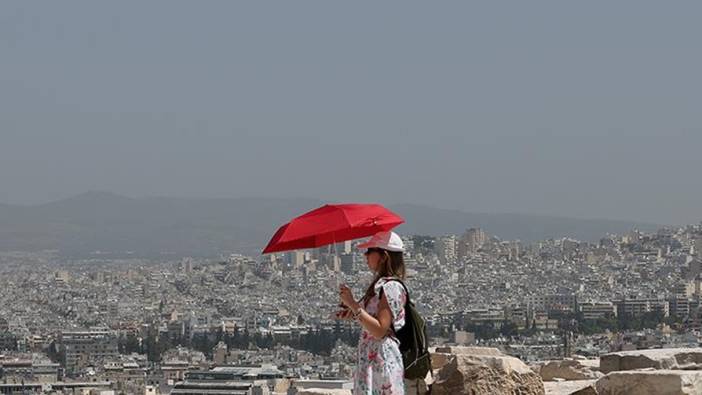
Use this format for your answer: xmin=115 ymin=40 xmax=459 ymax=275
xmin=332 ymin=236 xmax=341 ymax=285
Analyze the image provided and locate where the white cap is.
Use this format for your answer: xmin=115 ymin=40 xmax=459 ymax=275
xmin=357 ymin=231 xmax=405 ymax=252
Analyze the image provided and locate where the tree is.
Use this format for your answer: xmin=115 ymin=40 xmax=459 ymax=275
xmin=500 ymin=321 xmax=518 ymax=337
xmin=118 ymin=334 xmax=141 ymax=354
xmin=191 ymin=333 xmax=212 ymax=356
xmin=144 ymin=328 xmax=162 ymax=362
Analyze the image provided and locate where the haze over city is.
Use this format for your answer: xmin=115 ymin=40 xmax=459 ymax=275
xmin=2 ymin=1 xmax=702 ymax=225
xmin=5 ymin=2 xmax=702 ymax=395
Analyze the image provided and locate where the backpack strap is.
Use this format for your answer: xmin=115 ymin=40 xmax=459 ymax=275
xmin=378 ymin=278 xmax=410 ymax=335
xmin=381 ymin=277 xmax=411 ymax=306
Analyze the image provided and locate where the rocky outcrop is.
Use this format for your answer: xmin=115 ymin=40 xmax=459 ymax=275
xmin=530 ymin=348 xmax=702 ymax=394
xmin=570 ymin=386 xmax=598 ymax=395
xmin=544 ymin=380 xmax=598 ymax=395
xmin=430 ymin=346 xmax=504 ymax=371
xmin=538 ymin=359 xmax=603 ymax=381
xmin=595 ymin=370 xmax=702 ymax=395
xmin=425 ymin=346 xmax=702 ymax=394
xmin=600 ymin=348 xmax=702 ymax=373
xmin=431 ymin=347 xmax=545 ymax=395
xmin=544 ymin=380 xmax=593 ymax=395
xmin=434 ymin=346 xmax=504 ymax=356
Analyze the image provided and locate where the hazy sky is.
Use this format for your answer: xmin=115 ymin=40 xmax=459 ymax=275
xmin=1 ymin=2 xmax=701 ymax=224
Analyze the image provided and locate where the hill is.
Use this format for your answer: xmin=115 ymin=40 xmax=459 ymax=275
xmin=0 ymin=192 xmax=659 ymax=257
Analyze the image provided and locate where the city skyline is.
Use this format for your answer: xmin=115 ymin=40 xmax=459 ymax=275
xmin=3 ymin=220 xmax=702 ymax=393
xmin=0 ymin=190 xmax=666 ymax=259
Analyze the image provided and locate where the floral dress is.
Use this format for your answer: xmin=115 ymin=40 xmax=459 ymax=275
xmin=354 ymin=277 xmax=407 ymax=395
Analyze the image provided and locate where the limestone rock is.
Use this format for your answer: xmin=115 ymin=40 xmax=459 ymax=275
xmin=576 ymin=359 xmax=600 ymax=371
xmin=431 ymin=352 xmax=452 ymax=371
xmin=530 ymin=362 xmax=543 ymax=374
xmin=434 ymin=346 xmax=503 ymax=356
xmin=570 ymin=385 xmax=598 ymax=395
xmin=600 ymin=348 xmax=702 ymax=373
xmin=431 ymin=352 xmax=545 ymax=395
xmin=539 ymin=359 xmax=604 ymax=381
xmin=595 ymin=370 xmax=702 ymax=395
xmin=431 ymin=347 xmax=505 ymax=374
xmin=545 ymin=380 xmax=598 ymax=395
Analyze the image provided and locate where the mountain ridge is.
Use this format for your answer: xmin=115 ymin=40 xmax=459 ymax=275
xmin=0 ymin=192 xmax=661 ymax=257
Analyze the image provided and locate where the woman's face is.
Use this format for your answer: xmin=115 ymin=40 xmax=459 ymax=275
xmin=364 ymin=248 xmax=384 ymax=272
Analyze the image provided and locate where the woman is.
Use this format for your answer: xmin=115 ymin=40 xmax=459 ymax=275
xmin=338 ymin=231 xmax=408 ymax=395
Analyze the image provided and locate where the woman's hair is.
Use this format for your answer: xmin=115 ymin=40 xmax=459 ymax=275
xmin=361 ymin=249 xmax=405 ymax=305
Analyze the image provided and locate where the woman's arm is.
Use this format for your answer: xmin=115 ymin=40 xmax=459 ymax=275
xmin=339 ymin=283 xmax=395 ymax=339
xmin=350 ymin=294 xmax=393 ymax=339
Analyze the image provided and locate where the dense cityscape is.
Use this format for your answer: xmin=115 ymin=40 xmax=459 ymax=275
xmin=3 ymin=222 xmax=702 ymax=394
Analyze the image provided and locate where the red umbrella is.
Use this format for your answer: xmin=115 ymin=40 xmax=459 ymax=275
xmin=262 ymin=203 xmax=404 ymax=254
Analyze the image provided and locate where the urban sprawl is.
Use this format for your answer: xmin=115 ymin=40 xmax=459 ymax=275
xmin=2 ymin=224 xmax=702 ymax=394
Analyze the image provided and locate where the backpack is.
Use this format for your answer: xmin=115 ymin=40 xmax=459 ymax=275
xmin=382 ymin=278 xmax=432 ymax=380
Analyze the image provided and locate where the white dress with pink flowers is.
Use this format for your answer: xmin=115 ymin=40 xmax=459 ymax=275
xmin=354 ymin=277 xmax=407 ymax=395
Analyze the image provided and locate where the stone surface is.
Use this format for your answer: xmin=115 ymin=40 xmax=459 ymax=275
xmin=570 ymin=386 xmax=598 ymax=395
xmin=434 ymin=346 xmax=503 ymax=356
xmin=539 ymin=359 xmax=604 ymax=381
xmin=427 ymin=347 xmax=702 ymax=394
xmin=595 ymin=370 xmax=702 ymax=395
xmin=431 ymin=352 xmax=545 ymax=395
xmin=431 ymin=347 xmax=505 ymax=373
xmin=600 ymin=348 xmax=702 ymax=373
xmin=576 ymin=359 xmax=600 ymax=371
xmin=544 ymin=380 xmax=598 ymax=395
xmin=431 ymin=352 xmax=452 ymax=371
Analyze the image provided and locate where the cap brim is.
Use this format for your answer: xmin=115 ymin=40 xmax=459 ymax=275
xmin=384 ymin=246 xmax=405 ymax=252
xmin=356 ymin=242 xmax=404 ymax=252
xmin=356 ymin=240 xmax=375 ymax=249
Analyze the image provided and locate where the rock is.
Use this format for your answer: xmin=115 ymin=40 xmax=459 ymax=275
xmin=539 ymin=359 xmax=604 ymax=381
xmin=570 ymin=385 xmax=598 ymax=395
xmin=544 ymin=380 xmax=597 ymax=395
xmin=431 ymin=352 xmax=545 ymax=395
xmin=530 ymin=362 xmax=544 ymax=374
xmin=595 ymin=370 xmax=702 ymax=395
xmin=600 ymin=348 xmax=702 ymax=374
xmin=434 ymin=346 xmax=503 ymax=356
xmin=576 ymin=359 xmax=600 ymax=371
xmin=431 ymin=347 xmax=504 ymax=373
xmin=295 ymin=389 xmax=352 ymax=395
xmin=431 ymin=352 xmax=452 ymax=371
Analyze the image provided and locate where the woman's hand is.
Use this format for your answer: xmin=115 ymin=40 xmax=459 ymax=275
xmin=339 ymin=284 xmax=359 ymax=312
xmin=335 ymin=308 xmax=353 ymax=320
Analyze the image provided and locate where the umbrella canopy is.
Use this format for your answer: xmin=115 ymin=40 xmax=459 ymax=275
xmin=262 ymin=203 xmax=404 ymax=254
